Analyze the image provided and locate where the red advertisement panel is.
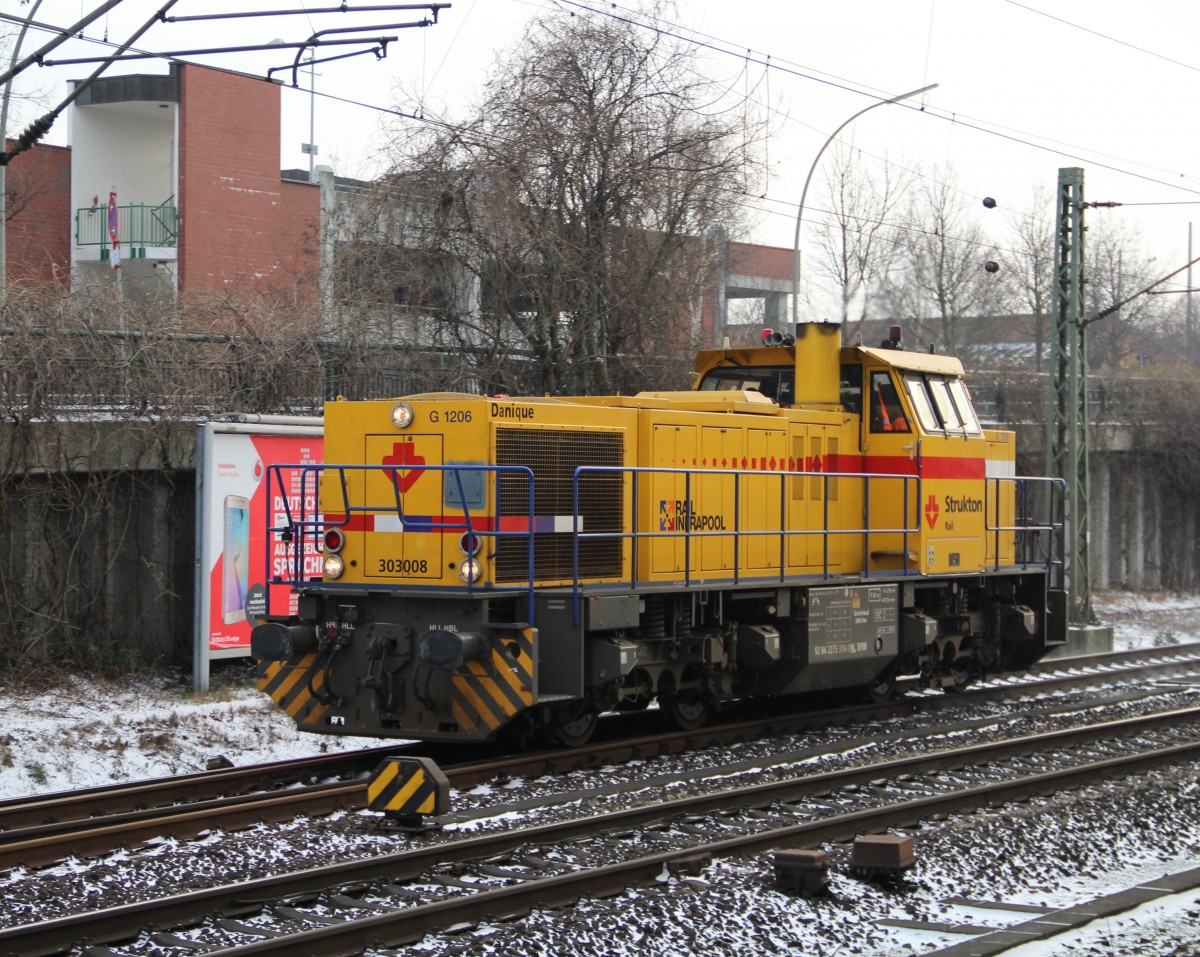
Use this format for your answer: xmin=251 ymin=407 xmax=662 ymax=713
xmin=201 ymin=430 xmax=323 ymax=653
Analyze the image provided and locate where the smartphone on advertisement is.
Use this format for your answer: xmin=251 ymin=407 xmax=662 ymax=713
xmin=222 ymin=495 xmax=250 ymax=624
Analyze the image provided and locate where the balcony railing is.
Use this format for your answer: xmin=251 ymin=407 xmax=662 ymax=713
xmin=75 ymin=203 xmax=178 ymax=259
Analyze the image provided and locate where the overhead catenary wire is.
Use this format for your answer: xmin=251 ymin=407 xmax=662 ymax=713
xmin=555 ymin=0 xmax=1200 ymax=200
xmin=1002 ymin=0 xmax=1200 ymax=76
xmin=7 ymin=2 xmax=1186 ymax=216
xmin=11 ymin=0 xmax=1200 ymax=205
xmin=6 ymin=0 xmax=1190 ymax=298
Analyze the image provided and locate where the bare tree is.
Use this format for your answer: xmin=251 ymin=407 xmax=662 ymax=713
xmin=811 ymin=142 xmax=912 ymax=341
xmin=880 ymin=166 xmax=1005 ymax=360
xmin=0 ymin=283 xmax=330 ymax=672
xmin=340 ymin=7 xmax=763 ymax=396
xmin=1001 ymin=186 xmax=1056 ymax=371
xmin=1155 ymin=287 xmax=1200 ymax=373
xmin=1085 ymin=219 xmax=1163 ymax=370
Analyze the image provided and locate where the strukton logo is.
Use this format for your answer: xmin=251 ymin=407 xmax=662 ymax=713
xmin=924 ymin=494 xmax=940 ymax=529
xmin=383 ymin=441 xmax=426 ymax=494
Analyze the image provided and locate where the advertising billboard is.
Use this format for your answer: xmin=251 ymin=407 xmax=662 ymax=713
xmin=194 ymin=420 xmax=323 ymax=691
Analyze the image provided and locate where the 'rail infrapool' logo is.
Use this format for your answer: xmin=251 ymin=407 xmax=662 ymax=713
xmin=659 ymin=499 xmax=676 ymax=531
xmin=659 ymin=500 xmax=727 ymax=532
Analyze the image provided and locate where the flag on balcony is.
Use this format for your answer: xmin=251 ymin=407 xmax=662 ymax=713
xmin=107 ymin=191 xmax=121 ymax=270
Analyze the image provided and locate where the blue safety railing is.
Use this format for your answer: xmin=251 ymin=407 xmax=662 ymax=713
xmin=985 ymin=475 xmax=1067 ymax=588
xmin=569 ymin=466 xmax=923 ymax=625
xmin=570 ymin=465 xmax=922 ymax=583
xmin=262 ymin=462 xmax=537 ymax=622
xmin=264 ymin=461 xmax=1064 ymax=630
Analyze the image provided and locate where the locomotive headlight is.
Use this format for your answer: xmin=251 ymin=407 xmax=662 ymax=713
xmin=390 ymin=402 xmax=414 ymax=429
xmin=323 ymin=553 xmax=345 ymax=579
xmin=458 ymin=557 xmax=483 ymax=584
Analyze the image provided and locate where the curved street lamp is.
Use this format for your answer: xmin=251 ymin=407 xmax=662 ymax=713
xmin=791 ymin=83 xmax=939 ymax=329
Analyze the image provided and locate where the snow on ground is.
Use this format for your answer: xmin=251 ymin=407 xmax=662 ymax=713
xmin=1 ymin=591 xmax=1199 ymax=956
xmin=0 ymin=663 xmax=365 ymax=800
xmin=1098 ymin=589 xmax=1200 ymax=651
xmin=0 ymin=590 xmax=1197 ymax=801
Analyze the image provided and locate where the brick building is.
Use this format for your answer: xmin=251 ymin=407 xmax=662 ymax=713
xmin=5 ymin=63 xmax=321 ymax=302
xmin=3 ymin=142 xmax=72 ymax=287
xmin=6 ymin=62 xmax=793 ymax=340
xmin=711 ymin=239 xmax=794 ymax=344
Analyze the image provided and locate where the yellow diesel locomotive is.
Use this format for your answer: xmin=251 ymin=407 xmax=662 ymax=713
xmin=252 ymin=324 xmax=1066 ymax=746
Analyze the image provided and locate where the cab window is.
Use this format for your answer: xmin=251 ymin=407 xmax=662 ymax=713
xmin=902 ymin=373 xmax=982 ymax=435
xmin=697 ymin=366 xmax=791 ymax=403
xmin=928 ymin=378 xmax=964 ymax=431
xmin=840 ymin=364 xmax=862 ymax=415
xmin=903 ymin=372 xmax=940 ymax=432
xmin=869 ymin=371 xmax=910 ymax=433
xmin=948 ymin=378 xmax=982 ymax=432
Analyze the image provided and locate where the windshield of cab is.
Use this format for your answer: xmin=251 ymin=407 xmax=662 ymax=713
xmin=901 ymin=372 xmax=981 ymax=434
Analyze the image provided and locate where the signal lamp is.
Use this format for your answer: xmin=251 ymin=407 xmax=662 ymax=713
xmin=460 ymin=531 xmax=482 ymax=555
xmin=324 ymin=528 xmax=345 ymax=552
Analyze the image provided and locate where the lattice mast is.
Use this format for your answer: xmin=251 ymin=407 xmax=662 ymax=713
xmin=1045 ymin=167 xmax=1093 ymax=625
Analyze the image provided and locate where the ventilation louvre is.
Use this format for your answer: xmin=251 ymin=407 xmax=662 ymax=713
xmin=495 ymin=428 xmax=624 ymax=582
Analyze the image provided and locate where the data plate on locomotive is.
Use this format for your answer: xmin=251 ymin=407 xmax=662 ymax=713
xmin=808 ymin=584 xmax=899 ymax=660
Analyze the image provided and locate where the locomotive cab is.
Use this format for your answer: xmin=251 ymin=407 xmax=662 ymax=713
xmin=695 ymin=329 xmax=1011 ymax=577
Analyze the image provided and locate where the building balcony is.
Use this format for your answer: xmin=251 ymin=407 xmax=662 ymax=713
xmin=74 ymin=202 xmax=178 ymax=264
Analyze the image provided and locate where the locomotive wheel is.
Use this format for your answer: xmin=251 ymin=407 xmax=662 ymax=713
xmin=660 ymin=690 xmax=714 ymax=731
xmin=549 ymin=705 xmax=599 ymax=748
xmin=861 ymin=669 xmax=898 ymax=704
xmin=943 ymin=660 xmax=978 ymax=694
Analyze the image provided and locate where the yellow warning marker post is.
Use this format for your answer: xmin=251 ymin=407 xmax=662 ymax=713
xmin=367 ymin=756 xmax=451 ymax=829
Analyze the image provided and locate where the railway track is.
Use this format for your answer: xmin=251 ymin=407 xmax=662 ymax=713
xmin=1 ymin=645 xmax=1199 ymax=873
xmin=5 ymin=702 xmax=1200 ymax=955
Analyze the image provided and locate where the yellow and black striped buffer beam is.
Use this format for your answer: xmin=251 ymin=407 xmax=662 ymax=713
xmin=367 ymin=756 xmax=451 ymax=818
xmin=256 ymin=655 xmax=332 ymax=728
xmin=448 ymin=627 xmax=536 ymax=736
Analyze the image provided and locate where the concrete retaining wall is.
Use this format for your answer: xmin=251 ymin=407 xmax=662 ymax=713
xmin=0 ymin=418 xmax=1192 ymax=668
xmin=0 ymin=420 xmax=196 ymax=665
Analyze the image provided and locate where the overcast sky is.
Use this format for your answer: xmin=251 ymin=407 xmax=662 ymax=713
xmin=10 ymin=1 xmax=1200 ymax=303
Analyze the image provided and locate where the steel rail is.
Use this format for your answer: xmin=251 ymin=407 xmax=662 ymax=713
xmin=3 ymin=646 xmax=1198 ymax=871
xmin=203 ymin=736 xmax=1200 ymax=957
xmin=5 ymin=705 xmax=1200 ymax=956
xmin=0 ymin=744 xmax=409 ymax=829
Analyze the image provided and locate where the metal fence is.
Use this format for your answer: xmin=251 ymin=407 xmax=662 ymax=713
xmin=75 ymin=203 xmax=179 ymax=250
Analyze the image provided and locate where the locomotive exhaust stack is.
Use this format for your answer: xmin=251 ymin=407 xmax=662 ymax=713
xmin=792 ymin=320 xmax=842 ymax=408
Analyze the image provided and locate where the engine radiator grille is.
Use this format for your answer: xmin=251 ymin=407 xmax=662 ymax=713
xmin=495 ymin=427 xmax=624 ymax=582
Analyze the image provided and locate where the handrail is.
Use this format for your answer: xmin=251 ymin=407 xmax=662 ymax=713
xmin=985 ymin=475 xmax=1067 ymax=589
xmin=74 ymin=203 xmax=178 ymax=248
xmin=262 ymin=462 xmax=537 ymax=623
xmin=569 ymin=465 xmax=925 ymax=625
xmin=265 ymin=462 xmax=1065 ymax=630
